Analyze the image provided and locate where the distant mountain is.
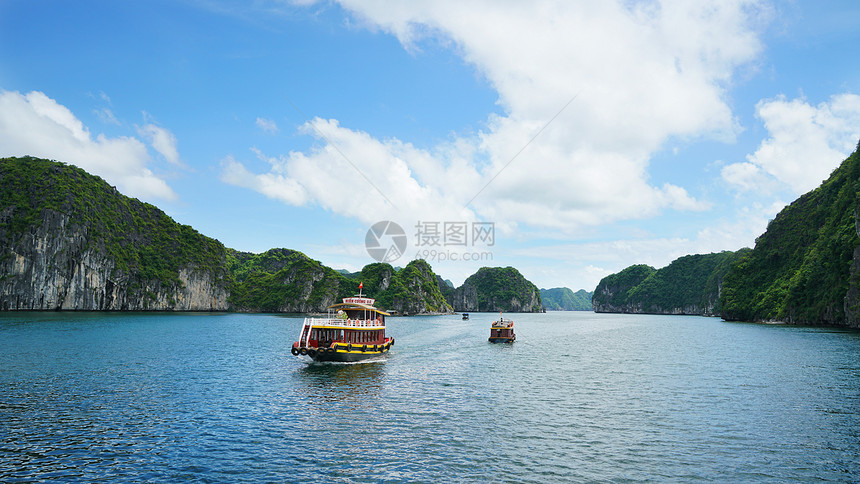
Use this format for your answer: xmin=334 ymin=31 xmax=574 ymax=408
xmin=540 ymin=287 xmax=593 ymax=310
xmin=336 ymin=269 xmax=360 ymax=278
xmin=0 ymin=156 xmax=452 ymax=314
xmin=446 ymin=266 xmax=543 ymax=312
xmin=436 ymin=275 xmax=456 ymax=305
xmin=721 ymin=141 xmax=860 ymax=327
xmin=593 ymin=252 xmax=745 ymax=316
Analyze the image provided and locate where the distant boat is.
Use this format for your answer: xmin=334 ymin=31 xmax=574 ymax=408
xmin=462 ymin=312 xmax=469 ymax=320
xmin=291 ymin=284 xmax=394 ymax=362
xmin=489 ymin=315 xmax=516 ymax=343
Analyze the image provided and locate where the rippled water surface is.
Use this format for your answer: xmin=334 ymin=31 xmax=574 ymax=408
xmin=1 ymin=311 xmax=859 ymax=482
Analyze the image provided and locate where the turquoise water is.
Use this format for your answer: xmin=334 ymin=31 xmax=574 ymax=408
xmin=1 ymin=311 xmax=858 ymax=482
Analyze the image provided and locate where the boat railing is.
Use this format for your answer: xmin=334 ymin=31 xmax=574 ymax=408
xmin=303 ymin=317 xmax=384 ymax=328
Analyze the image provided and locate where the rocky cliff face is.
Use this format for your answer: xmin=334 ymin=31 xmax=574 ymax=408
xmin=592 ymin=264 xmax=655 ymax=313
xmin=593 ymin=295 xmax=719 ymax=316
xmin=841 ymin=209 xmax=860 ymax=327
xmin=450 ymin=266 xmax=542 ymax=312
xmin=0 ymin=157 xmax=246 ymax=312
xmin=1 ymin=208 xmax=229 ymax=311
xmin=593 ymin=252 xmax=744 ymax=317
xmin=386 ymin=260 xmax=452 ymax=315
xmin=0 ymin=157 xmax=488 ymax=316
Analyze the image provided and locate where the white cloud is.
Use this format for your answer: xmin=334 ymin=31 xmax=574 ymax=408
xmin=220 ymin=118 xmax=479 ymax=230
xmin=256 ymin=117 xmax=279 ymax=134
xmin=220 ymin=154 xmax=309 ymax=205
xmin=225 ymin=1 xmax=769 ymax=233
xmin=94 ymin=107 xmax=120 ymax=126
xmin=720 ymin=161 xmax=764 ymax=191
xmin=137 ymin=122 xmax=183 ymax=166
xmin=724 ymin=93 xmax=860 ymax=194
xmin=0 ymin=90 xmax=177 ymax=201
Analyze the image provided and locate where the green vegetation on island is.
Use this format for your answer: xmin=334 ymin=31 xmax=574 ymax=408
xmin=720 ymin=141 xmax=860 ymax=326
xmin=593 ymin=140 xmax=860 ymax=328
xmin=0 ymin=156 xmax=453 ymax=313
xmin=1 ymin=156 xmax=230 ymax=309
xmin=227 ymin=248 xmax=358 ymax=312
xmin=1 ymin=156 xmax=229 ymax=284
xmin=540 ymin=287 xmax=593 ymax=311
xmin=592 ymin=264 xmax=655 ymax=312
xmin=358 ymin=260 xmax=452 ymax=314
xmin=593 ymin=252 xmax=747 ymax=315
xmin=448 ymin=266 xmax=542 ymax=312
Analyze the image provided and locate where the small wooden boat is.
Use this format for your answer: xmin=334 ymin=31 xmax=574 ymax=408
xmin=489 ymin=315 xmax=515 ymax=343
xmin=462 ymin=312 xmax=469 ymax=320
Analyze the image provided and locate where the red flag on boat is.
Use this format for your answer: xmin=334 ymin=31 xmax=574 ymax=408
xmin=359 ymin=282 xmax=363 ymax=289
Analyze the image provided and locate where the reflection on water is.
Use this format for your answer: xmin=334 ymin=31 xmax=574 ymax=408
xmin=295 ymin=359 xmax=388 ymax=405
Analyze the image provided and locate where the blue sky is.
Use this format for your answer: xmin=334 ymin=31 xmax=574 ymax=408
xmin=1 ymin=1 xmax=859 ymax=291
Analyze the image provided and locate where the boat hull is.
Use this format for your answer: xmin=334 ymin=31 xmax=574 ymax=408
xmin=293 ymin=339 xmax=394 ymax=362
xmin=488 ymin=335 xmax=516 ymax=343
xmin=311 ymin=348 xmax=384 ymax=362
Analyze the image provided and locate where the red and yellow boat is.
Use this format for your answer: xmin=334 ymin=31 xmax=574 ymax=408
xmin=291 ymin=286 xmax=393 ymax=362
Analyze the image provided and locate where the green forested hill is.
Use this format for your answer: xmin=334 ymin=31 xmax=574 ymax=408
xmin=1 ymin=156 xmax=231 ymax=310
xmin=593 ymin=252 xmax=746 ymax=315
xmin=592 ymin=140 xmax=860 ymax=327
xmin=358 ymin=260 xmax=452 ymax=314
xmin=227 ymin=248 xmax=358 ymax=312
xmin=592 ymin=264 xmax=655 ymax=312
xmin=449 ymin=266 xmax=543 ymax=312
xmin=720 ymin=142 xmax=860 ymax=327
xmin=540 ymin=287 xmax=593 ymax=310
xmin=1 ymin=156 xmax=228 ymax=285
xmin=0 ymin=156 xmax=452 ymax=313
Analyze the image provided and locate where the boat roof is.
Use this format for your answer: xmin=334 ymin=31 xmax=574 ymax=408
xmin=327 ymin=301 xmax=390 ymax=316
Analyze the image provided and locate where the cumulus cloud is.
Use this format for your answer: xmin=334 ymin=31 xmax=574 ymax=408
xmin=220 ymin=118 xmax=479 ymax=230
xmin=223 ymin=1 xmax=767 ymax=232
xmin=220 ymin=153 xmax=308 ymax=205
xmin=256 ymin=117 xmax=279 ymax=134
xmin=0 ymin=90 xmax=178 ymax=201
xmin=137 ymin=121 xmax=183 ymax=166
xmin=724 ymin=93 xmax=860 ymax=194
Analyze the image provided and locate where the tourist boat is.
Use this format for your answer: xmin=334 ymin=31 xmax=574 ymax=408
xmin=291 ymin=284 xmax=394 ymax=362
xmin=489 ymin=315 xmax=516 ymax=343
xmin=462 ymin=312 xmax=469 ymax=320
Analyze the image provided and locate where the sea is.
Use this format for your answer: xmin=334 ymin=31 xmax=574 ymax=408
xmin=1 ymin=311 xmax=858 ymax=482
